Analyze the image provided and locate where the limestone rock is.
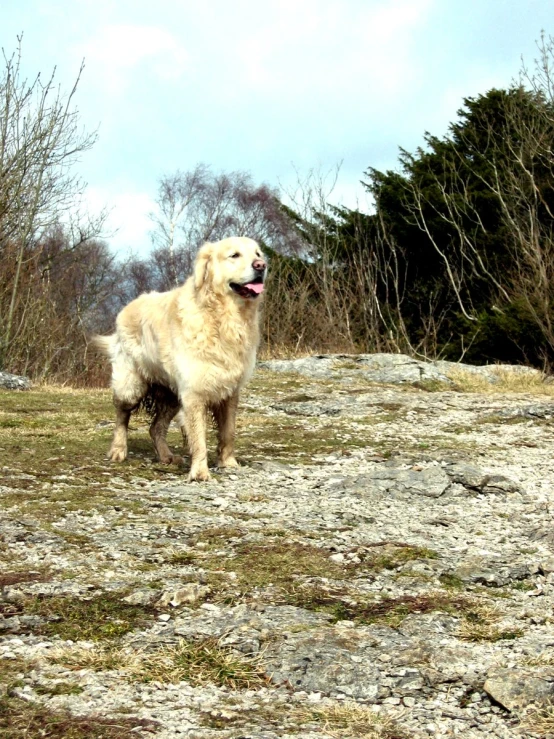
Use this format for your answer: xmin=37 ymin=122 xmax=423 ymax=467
xmin=484 ymin=667 xmax=554 ymax=710
xmin=121 ymin=589 xmax=160 ymax=606
xmin=365 ymin=465 xmax=451 ymax=498
xmin=0 ymin=371 xmax=31 ymax=390
xmin=157 ymin=584 xmax=211 ymax=608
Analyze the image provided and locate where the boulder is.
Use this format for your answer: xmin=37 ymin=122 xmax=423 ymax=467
xmin=0 ymin=371 xmax=31 ymax=390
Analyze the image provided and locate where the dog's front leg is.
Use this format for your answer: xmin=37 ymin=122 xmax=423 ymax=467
xmin=213 ymin=392 xmax=240 ymax=469
xmin=181 ymin=395 xmax=210 ymax=482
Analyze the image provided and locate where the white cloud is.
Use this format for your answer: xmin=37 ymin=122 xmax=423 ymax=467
xmin=76 ymin=24 xmax=188 ymax=93
xmin=226 ymin=0 xmax=433 ymax=102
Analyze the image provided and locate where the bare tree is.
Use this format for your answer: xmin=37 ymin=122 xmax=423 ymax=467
xmin=0 ymin=37 xmax=105 ymax=368
xmin=0 ymin=224 xmax=121 ymax=383
xmin=149 ymin=164 xmax=208 ymax=285
xmin=149 ymin=165 xmax=303 ymax=289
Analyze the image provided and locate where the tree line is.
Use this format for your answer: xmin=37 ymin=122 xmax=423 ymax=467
xmin=2 ymin=35 xmax=554 ymax=384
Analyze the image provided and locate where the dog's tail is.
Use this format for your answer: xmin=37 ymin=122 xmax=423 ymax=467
xmin=89 ymin=334 xmax=116 ymax=357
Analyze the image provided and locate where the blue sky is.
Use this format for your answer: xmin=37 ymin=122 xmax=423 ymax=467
xmin=2 ymin=0 xmax=553 ymax=254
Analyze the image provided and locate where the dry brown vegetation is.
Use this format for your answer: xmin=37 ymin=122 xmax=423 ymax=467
xmin=0 ymin=696 xmax=159 ymax=739
xmin=52 ymin=638 xmax=268 ymax=689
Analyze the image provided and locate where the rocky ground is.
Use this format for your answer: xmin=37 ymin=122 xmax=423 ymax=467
xmin=2 ymin=354 xmax=554 ymax=738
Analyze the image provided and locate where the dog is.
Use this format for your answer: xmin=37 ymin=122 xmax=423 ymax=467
xmin=93 ymin=237 xmax=266 ymax=481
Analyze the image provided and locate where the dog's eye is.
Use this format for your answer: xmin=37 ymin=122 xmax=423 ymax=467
xmin=230 ymin=252 xmax=241 ymax=259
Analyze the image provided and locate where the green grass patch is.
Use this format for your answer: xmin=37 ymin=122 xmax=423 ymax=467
xmin=168 ymin=550 xmax=197 ymax=565
xmin=356 ymin=542 xmax=438 ymax=570
xmin=0 ymin=386 xmax=183 ymax=499
xmin=203 ymin=540 xmax=438 ymax=606
xmin=189 ymin=525 xmax=247 ymax=547
xmin=208 ymin=541 xmax=345 ymax=590
xmin=8 ymin=592 xmax=155 ymax=641
xmin=34 ymin=682 xmax=84 ymax=696
xmin=274 ymin=583 xmax=521 ymax=640
xmin=288 ymin=588 xmax=468 ymax=627
xmin=413 ymin=379 xmax=452 ymax=392
xmin=0 ymin=658 xmax=31 ymax=692
xmin=439 ymin=573 xmax=466 ymax=591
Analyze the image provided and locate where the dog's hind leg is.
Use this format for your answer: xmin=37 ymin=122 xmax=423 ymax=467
xmin=212 ymin=392 xmax=240 ymax=469
xmin=149 ymin=388 xmax=184 ymax=465
xmin=109 ymin=400 xmax=136 ymax=462
xmin=109 ymin=360 xmax=147 ymax=462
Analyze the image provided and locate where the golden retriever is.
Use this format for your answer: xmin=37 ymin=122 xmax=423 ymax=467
xmin=94 ymin=237 xmax=266 ymax=481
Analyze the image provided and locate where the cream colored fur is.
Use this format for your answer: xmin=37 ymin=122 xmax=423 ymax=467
xmin=94 ymin=237 xmax=266 ymax=481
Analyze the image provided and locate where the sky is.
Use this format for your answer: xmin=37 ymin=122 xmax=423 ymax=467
xmin=1 ymin=0 xmax=553 ymax=255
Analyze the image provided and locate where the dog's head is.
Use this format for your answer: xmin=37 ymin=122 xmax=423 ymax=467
xmin=193 ymin=237 xmax=267 ymax=300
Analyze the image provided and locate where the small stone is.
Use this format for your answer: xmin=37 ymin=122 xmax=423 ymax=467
xmin=540 ymin=558 xmax=554 ymax=574
xmin=3 ymin=588 xmax=25 ymax=603
xmin=122 ymin=590 xmax=159 ymax=606
xmin=307 ymin=692 xmax=322 ymax=702
xmin=157 ymin=585 xmax=210 ymax=608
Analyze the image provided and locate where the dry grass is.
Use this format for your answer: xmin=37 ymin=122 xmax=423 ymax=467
xmin=51 ymin=639 xmax=268 ymax=689
xmin=0 ymin=570 xmax=51 ymax=588
xmin=0 ymin=695 xmax=158 ymax=738
xmin=198 ymin=698 xmax=408 ymax=737
xmin=0 ymin=386 xmax=178 ymax=525
xmin=294 ymin=701 xmax=409 ymax=738
xmin=50 ymin=644 xmax=133 ymax=672
xmin=137 ymin=639 xmax=267 ymax=688
xmin=446 ymin=366 xmax=553 ymax=394
xmin=521 ymin=650 xmax=554 ymax=667
xmin=519 ymin=700 xmax=554 ymax=734
xmin=457 ymin=602 xmax=523 ymax=642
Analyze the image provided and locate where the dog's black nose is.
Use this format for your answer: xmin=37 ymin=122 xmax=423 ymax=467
xmin=252 ymin=259 xmax=266 ymax=272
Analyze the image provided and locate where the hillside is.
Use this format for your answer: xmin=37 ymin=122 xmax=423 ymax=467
xmin=1 ymin=357 xmax=554 ymax=738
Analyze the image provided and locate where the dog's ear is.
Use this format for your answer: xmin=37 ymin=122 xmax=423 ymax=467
xmin=194 ymin=242 xmax=213 ymax=290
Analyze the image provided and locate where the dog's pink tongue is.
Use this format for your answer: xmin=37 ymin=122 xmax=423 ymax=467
xmin=246 ymin=282 xmax=264 ymax=294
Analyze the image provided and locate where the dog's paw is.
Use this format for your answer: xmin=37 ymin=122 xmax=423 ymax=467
xmin=187 ymin=467 xmax=211 ymax=483
xmin=218 ymin=456 xmax=240 ymax=469
xmin=108 ymin=448 xmax=127 ymax=463
xmin=159 ymin=454 xmax=185 ymax=466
